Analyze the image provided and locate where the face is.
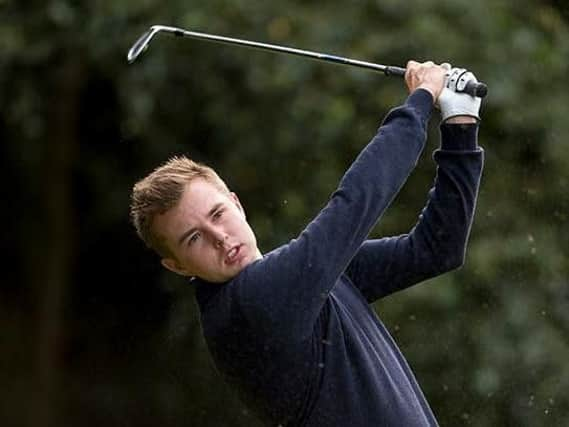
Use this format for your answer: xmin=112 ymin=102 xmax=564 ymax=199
xmin=154 ymin=178 xmax=262 ymax=283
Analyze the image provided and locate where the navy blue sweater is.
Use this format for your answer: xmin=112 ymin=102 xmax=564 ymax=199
xmin=195 ymin=89 xmax=484 ymax=426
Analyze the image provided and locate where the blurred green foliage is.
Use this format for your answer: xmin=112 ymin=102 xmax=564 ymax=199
xmin=1 ymin=0 xmax=568 ymax=426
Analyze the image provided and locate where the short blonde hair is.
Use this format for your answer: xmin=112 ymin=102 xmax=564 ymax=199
xmin=130 ymin=155 xmax=230 ymax=258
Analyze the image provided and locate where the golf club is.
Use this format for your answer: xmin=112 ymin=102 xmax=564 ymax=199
xmin=127 ymin=25 xmax=488 ymax=98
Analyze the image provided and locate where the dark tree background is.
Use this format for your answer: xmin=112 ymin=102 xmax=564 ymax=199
xmin=1 ymin=1 xmax=568 ymax=426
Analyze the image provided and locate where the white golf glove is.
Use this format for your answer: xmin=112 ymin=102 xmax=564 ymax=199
xmin=438 ymin=64 xmax=482 ymax=122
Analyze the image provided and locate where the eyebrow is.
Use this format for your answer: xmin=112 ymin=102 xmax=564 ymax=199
xmin=177 ymin=202 xmax=224 ymax=245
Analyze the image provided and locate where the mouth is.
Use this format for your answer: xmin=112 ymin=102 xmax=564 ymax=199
xmin=225 ymin=244 xmax=243 ymax=265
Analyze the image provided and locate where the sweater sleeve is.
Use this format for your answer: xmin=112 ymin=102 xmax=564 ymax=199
xmin=231 ymin=89 xmax=434 ymax=341
xmin=345 ymin=123 xmax=484 ymax=303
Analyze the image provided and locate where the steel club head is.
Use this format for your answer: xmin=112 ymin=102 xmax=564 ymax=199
xmin=127 ymin=26 xmax=162 ymax=64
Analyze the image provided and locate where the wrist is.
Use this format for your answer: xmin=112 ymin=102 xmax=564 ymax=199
xmin=444 ymin=116 xmax=478 ymax=124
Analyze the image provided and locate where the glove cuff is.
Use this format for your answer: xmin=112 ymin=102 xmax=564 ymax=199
xmin=441 ymin=108 xmax=481 ymax=122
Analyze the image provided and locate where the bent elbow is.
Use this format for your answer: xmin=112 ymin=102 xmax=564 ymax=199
xmin=439 ymin=250 xmax=466 ymax=273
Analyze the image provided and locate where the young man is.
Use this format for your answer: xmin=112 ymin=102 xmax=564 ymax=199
xmin=130 ymin=61 xmax=484 ymax=426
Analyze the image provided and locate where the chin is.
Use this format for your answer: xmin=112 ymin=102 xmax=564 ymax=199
xmin=206 ymin=250 xmax=260 ymax=283
xmin=219 ymin=260 xmax=249 ymax=282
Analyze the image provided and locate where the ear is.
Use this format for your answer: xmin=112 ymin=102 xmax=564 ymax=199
xmin=161 ymin=257 xmax=192 ymax=276
xmin=229 ymin=192 xmax=246 ymax=217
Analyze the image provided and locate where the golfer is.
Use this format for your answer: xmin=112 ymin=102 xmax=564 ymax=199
xmin=130 ymin=61 xmax=484 ymax=426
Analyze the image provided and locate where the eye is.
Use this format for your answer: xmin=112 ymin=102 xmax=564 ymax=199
xmin=188 ymin=232 xmax=201 ymax=246
xmin=213 ymin=209 xmax=224 ymax=220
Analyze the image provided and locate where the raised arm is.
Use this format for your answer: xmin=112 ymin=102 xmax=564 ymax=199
xmin=232 ymin=64 xmax=448 ymax=339
xmin=345 ymin=122 xmax=484 ymax=302
xmin=345 ymin=65 xmax=485 ymax=302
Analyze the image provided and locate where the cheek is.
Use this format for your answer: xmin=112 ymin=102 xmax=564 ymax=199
xmin=235 ymin=216 xmax=251 ymax=233
xmin=238 ymin=219 xmax=256 ymax=242
xmin=179 ymin=246 xmax=214 ymax=273
xmin=175 ymin=249 xmax=194 ymax=269
xmin=177 ymin=244 xmax=204 ymax=265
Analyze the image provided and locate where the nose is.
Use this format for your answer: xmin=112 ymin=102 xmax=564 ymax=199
xmin=206 ymin=224 xmax=228 ymax=249
xmin=214 ymin=233 xmax=228 ymax=248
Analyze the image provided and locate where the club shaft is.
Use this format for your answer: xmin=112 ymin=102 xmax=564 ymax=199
xmin=151 ymin=26 xmax=406 ymax=76
xmin=128 ymin=25 xmax=487 ymax=97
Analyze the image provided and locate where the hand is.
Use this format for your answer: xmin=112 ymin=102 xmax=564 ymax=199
xmin=438 ymin=64 xmax=482 ymax=122
xmin=405 ymin=60 xmax=447 ymax=101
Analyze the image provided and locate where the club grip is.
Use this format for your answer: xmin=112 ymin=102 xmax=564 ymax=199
xmin=384 ymin=66 xmax=407 ymax=77
xmin=463 ymin=80 xmax=488 ymax=98
xmin=385 ymin=66 xmax=488 ymax=98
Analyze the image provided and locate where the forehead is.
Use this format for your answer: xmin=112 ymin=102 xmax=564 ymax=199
xmin=154 ymin=178 xmax=229 ymax=234
xmin=181 ymin=178 xmax=228 ymax=209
